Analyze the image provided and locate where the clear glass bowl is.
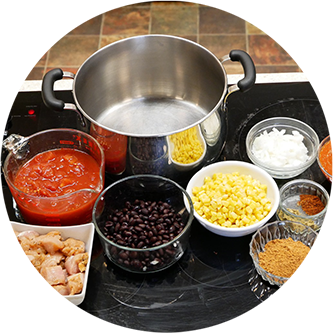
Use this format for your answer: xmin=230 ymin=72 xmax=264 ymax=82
xmin=246 ymin=117 xmax=319 ymax=179
xmin=93 ymin=175 xmax=194 ymax=273
xmin=276 ymin=179 xmax=329 ymax=231
xmin=249 ymin=220 xmax=318 ymax=287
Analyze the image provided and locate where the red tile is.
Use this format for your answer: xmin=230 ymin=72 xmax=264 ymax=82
xmin=248 ymin=35 xmax=297 ymax=66
xmin=199 ymin=7 xmax=245 ymax=34
xmin=103 ymin=6 xmax=150 ymax=35
xmin=199 ymin=35 xmax=247 ymax=60
xmin=151 ymin=5 xmax=198 ymax=35
xmin=47 ymin=36 xmax=99 ymax=67
xmin=0 ymin=36 xmax=50 ymax=66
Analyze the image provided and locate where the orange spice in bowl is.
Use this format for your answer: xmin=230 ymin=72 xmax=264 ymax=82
xmin=318 ymin=135 xmax=332 ymax=182
xmin=258 ymin=237 xmax=310 ymax=278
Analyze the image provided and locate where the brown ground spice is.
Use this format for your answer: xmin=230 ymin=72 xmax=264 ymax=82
xmin=259 ymin=237 xmax=310 ymax=278
xmin=298 ymin=194 xmax=325 ymax=215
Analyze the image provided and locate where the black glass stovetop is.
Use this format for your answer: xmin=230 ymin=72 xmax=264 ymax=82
xmin=2 ymin=82 xmax=331 ymax=332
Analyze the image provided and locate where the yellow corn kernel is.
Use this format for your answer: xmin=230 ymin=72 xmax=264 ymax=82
xmin=191 ymin=171 xmax=272 ymax=228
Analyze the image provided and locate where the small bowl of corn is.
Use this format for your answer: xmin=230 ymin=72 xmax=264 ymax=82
xmin=186 ymin=160 xmax=280 ymax=237
xmin=168 ymin=126 xmax=207 ymax=171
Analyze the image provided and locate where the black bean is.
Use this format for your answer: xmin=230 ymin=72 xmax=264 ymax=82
xmin=101 ymin=198 xmax=187 ymax=272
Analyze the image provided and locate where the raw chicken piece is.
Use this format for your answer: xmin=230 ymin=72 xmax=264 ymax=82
xmin=6 ymin=254 xmax=35 ymax=277
xmin=41 ymin=284 xmax=69 ymax=296
xmin=17 ymin=230 xmax=40 ymax=240
xmin=40 ymin=252 xmax=64 ymax=270
xmin=67 ymin=273 xmax=84 ymax=295
xmin=62 ymin=238 xmax=85 ymax=256
xmin=37 ymin=231 xmax=64 ymax=254
xmin=65 ymin=253 xmax=88 ymax=275
xmin=9 ymin=284 xmax=40 ymax=296
xmin=40 ymin=265 xmax=67 ymax=285
xmin=12 ymin=267 xmax=36 ymax=286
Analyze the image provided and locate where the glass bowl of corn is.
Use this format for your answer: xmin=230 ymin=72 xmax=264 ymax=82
xmin=186 ymin=160 xmax=280 ymax=237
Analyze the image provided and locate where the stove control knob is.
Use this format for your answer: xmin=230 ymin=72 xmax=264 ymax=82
xmin=0 ymin=101 xmax=12 ymax=126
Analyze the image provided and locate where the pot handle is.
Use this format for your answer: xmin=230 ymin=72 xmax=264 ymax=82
xmin=222 ymin=50 xmax=256 ymax=93
xmin=41 ymin=68 xmax=86 ymax=126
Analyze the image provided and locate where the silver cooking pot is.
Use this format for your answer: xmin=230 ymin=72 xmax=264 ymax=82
xmin=42 ymin=35 xmax=255 ymax=185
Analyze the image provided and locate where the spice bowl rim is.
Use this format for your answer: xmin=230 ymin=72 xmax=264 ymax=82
xmin=277 ymin=178 xmax=329 ymax=230
xmin=249 ymin=220 xmax=318 ymax=287
xmin=186 ymin=160 xmax=280 ymax=237
xmin=317 ymin=135 xmax=332 ymax=182
xmin=245 ymin=117 xmax=320 ymax=179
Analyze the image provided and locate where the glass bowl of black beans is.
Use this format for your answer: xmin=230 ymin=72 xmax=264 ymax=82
xmin=92 ymin=174 xmax=194 ymax=273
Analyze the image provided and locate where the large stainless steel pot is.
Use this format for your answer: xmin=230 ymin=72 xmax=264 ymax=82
xmin=42 ymin=35 xmax=255 ymax=185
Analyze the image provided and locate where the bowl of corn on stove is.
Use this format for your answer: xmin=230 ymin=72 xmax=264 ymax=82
xmin=186 ymin=161 xmax=280 ymax=237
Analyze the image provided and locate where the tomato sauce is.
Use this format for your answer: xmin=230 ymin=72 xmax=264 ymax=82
xmin=12 ymin=148 xmax=103 ymax=226
xmin=90 ymin=124 xmax=127 ymax=175
xmin=319 ymin=139 xmax=332 ymax=178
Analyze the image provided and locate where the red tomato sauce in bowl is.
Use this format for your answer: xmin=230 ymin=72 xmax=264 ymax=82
xmin=10 ymin=148 xmax=103 ymax=226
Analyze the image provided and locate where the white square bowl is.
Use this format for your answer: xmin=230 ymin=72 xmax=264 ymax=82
xmin=0 ymin=221 xmax=95 ymax=309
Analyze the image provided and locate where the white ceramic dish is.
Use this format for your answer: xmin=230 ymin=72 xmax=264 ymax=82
xmin=0 ymin=221 xmax=95 ymax=309
xmin=186 ymin=160 xmax=280 ymax=237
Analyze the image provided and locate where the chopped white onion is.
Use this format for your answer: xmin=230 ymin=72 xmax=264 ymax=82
xmin=252 ymin=128 xmax=309 ymax=168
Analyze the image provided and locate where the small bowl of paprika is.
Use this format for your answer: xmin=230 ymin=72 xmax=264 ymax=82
xmin=249 ymin=220 xmax=318 ymax=287
xmin=276 ymin=179 xmax=329 ymax=231
xmin=317 ymin=135 xmax=332 ymax=182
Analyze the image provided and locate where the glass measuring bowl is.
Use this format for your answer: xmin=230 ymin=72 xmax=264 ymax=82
xmin=2 ymin=129 xmax=105 ymax=226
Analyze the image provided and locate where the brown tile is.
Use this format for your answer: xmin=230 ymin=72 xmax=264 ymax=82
xmin=199 ymin=35 xmax=247 ymax=60
xmin=54 ymin=7 xmax=103 ymax=35
xmin=301 ymin=65 xmax=333 ymax=72
xmin=255 ymin=65 xmax=302 ymax=73
xmin=199 ymin=7 xmax=245 ymax=34
xmin=297 ymin=34 xmax=333 ymax=66
xmin=152 ymin=1 xmax=197 ymax=6
xmin=0 ymin=6 xmax=9 ymax=34
xmin=294 ymin=5 xmax=333 ymax=33
xmin=47 ymin=36 xmax=99 ymax=67
xmin=248 ymin=35 xmax=297 ymax=66
xmin=246 ymin=5 xmax=294 ymax=35
xmin=45 ymin=67 xmax=80 ymax=76
xmin=0 ymin=67 xmax=44 ymax=81
xmin=0 ymin=36 xmax=50 ymax=66
xmin=102 ymin=6 xmax=150 ymax=35
xmin=151 ymin=5 xmax=198 ymax=35
xmin=100 ymin=35 xmax=137 ymax=48
xmin=6 ymin=6 xmax=57 ymax=36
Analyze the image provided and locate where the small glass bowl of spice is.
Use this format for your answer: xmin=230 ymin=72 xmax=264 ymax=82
xmin=250 ymin=220 xmax=318 ymax=286
xmin=317 ymin=135 xmax=332 ymax=182
xmin=276 ymin=179 xmax=329 ymax=231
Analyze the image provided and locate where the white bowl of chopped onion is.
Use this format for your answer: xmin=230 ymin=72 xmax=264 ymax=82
xmin=246 ymin=117 xmax=319 ymax=179
xmin=186 ymin=160 xmax=280 ymax=237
